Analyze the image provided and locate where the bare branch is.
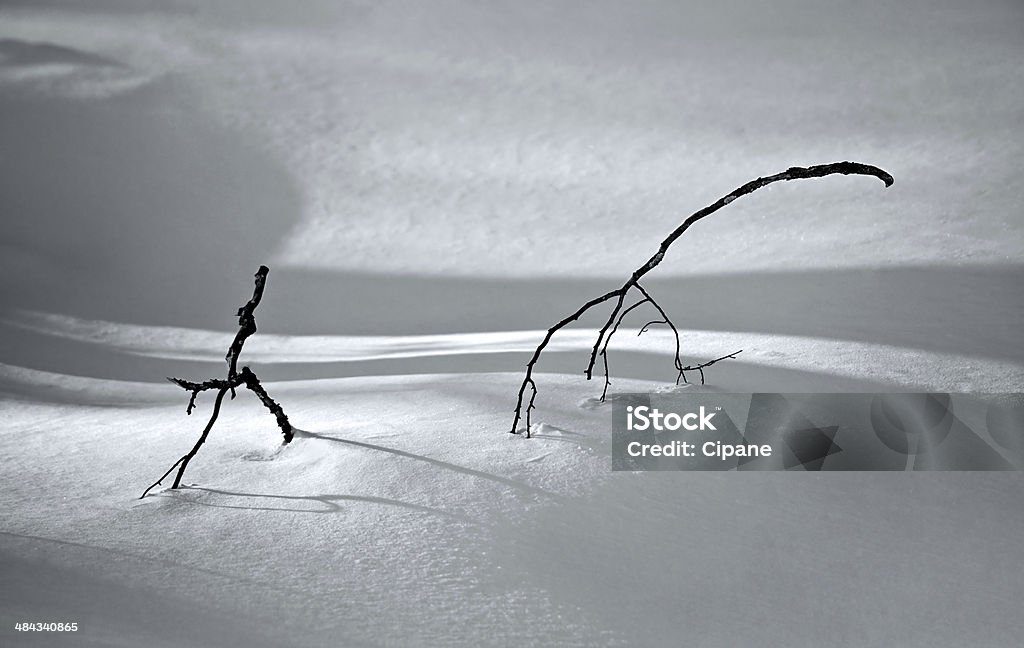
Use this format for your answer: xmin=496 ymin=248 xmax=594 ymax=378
xmin=142 ymin=385 xmax=230 ymax=498
xmin=633 ymin=283 xmax=683 ymax=379
xmin=239 ymin=366 xmax=293 ymax=443
xmin=509 ymin=161 xmax=893 ymax=434
xmin=142 ymin=266 xmax=294 ymax=498
xmin=167 ymin=375 xmax=242 ymax=415
xmin=226 ymin=265 xmax=269 ymax=397
xmin=510 ymin=289 xmax=622 ymax=437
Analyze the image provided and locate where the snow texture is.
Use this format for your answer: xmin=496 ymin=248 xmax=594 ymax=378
xmin=1 ymin=1 xmax=1023 ymax=646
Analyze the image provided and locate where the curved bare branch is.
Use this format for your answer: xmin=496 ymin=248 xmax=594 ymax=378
xmin=510 ymin=161 xmax=893 ymax=436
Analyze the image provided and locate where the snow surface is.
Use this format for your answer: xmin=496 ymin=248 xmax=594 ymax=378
xmin=3 ymin=370 xmax=1024 ymax=647
xmin=2 ymin=1 xmax=1023 ymax=646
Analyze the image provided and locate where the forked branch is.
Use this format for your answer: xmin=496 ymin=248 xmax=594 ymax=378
xmin=141 ymin=266 xmax=293 ymax=498
xmin=510 ymin=161 xmax=894 ymax=437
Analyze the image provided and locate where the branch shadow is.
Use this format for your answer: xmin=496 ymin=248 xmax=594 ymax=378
xmin=0 ymin=529 xmax=352 ymax=647
xmin=0 ymin=38 xmax=123 ymax=69
xmin=168 ymin=486 xmax=471 ymax=519
xmin=0 ymin=529 xmax=287 ymax=597
xmin=293 ymin=428 xmax=559 ymax=500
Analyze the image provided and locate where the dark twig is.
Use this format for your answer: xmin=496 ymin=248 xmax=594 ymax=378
xmin=141 ymin=385 xmax=231 ymax=498
xmin=168 ymin=375 xmax=241 ymax=415
xmin=239 ymin=366 xmax=293 ymax=443
xmin=509 ymin=161 xmax=894 ymax=436
xmin=226 ymin=265 xmax=268 ymax=397
xmin=633 ymin=283 xmax=684 ymax=381
xmin=599 ymin=298 xmax=650 ymax=401
xmin=680 ymin=350 xmax=743 ymax=385
xmin=511 ymin=289 xmax=622 ymax=437
xmin=141 ymin=266 xmax=293 ymax=498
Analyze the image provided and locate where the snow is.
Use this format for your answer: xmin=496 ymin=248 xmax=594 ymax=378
xmin=3 ymin=370 xmax=1024 ymax=646
xmin=1 ymin=372 xmax=656 ymax=646
xmin=2 ymin=0 xmax=1023 ymax=645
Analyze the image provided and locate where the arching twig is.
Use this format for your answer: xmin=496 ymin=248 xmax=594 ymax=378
xmin=633 ymin=282 xmax=684 ymax=381
xmin=510 ymin=161 xmax=894 ymax=436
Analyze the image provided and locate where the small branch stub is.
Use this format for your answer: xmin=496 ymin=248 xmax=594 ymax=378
xmin=510 ymin=161 xmax=894 ymax=437
xmin=141 ymin=265 xmax=293 ymax=498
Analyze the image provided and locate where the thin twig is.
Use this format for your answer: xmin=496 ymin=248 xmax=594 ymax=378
xmin=681 ymin=350 xmax=743 ymax=385
xmin=511 ymin=289 xmax=622 ymax=438
xmin=167 ymin=375 xmax=241 ymax=415
xmin=638 ymin=320 xmax=667 ymax=335
xmin=141 ymin=384 xmax=233 ymax=498
xmin=599 ymin=298 xmax=650 ymax=401
xmin=634 ymin=283 xmax=684 ymax=381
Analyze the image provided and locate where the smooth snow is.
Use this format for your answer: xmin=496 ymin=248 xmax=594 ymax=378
xmin=2 ymin=1 xmax=1023 ymax=646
